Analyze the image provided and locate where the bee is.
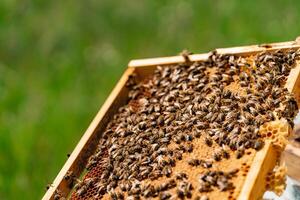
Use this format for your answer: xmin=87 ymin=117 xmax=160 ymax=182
xmin=165 ymin=114 xmax=175 ymax=125
xmin=158 ymin=182 xmax=169 ymax=192
xmin=194 ymin=196 xmax=201 ymax=200
xmin=193 ymin=129 xmax=202 ymax=138
xmin=224 ymin=122 xmax=235 ymax=132
xmin=180 ymin=49 xmax=192 ymax=63
xmin=231 ymin=125 xmax=240 ymax=135
xmin=76 ymin=185 xmax=88 ymax=196
xmin=159 ymin=192 xmax=172 ymax=200
xmin=143 ymin=185 xmax=156 ymax=198
xmin=168 ymin=179 xmax=177 ymax=189
xmin=196 ymin=121 xmax=209 ymax=129
xmin=166 ymin=106 xmax=176 ymax=112
xmin=182 ymin=95 xmax=191 ymax=102
xmin=86 ymin=155 xmax=98 ymax=170
xmin=205 ymin=175 xmax=216 ymax=185
xmin=176 ymin=172 xmax=188 ymax=180
xmin=178 ymin=144 xmax=186 ymax=153
xmin=116 ymin=191 xmax=124 ymax=200
xmin=281 ymin=63 xmax=291 ymax=75
xmin=188 ymin=158 xmax=201 ymax=166
xmin=226 ymin=111 xmax=239 ymax=121
xmin=108 ymin=180 xmax=118 ymax=190
xmin=213 ymin=151 xmax=222 ymax=161
xmin=53 ymin=189 xmax=66 ymax=200
xmin=177 ymin=181 xmax=193 ymax=198
xmin=45 ymin=183 xmax=53 ymax=191
xmin=185 ymin=142 xmax=194 ymax=153
xmin=216 ymin=112 xmax=225 ymax=122
xmin=165 ymin=94 xmax=175 ymax=102
xmin=137 ymin=121 xmax=147 ymax=130
xmin=266 ymin=111 xmax=275 ymax=121
xmin=239 ymin=71 xmax=249 ymax=81
xmin=240 ymin=81 xmax=248 ymax=87
xmin=249 ymin=107 xmax=258 ymax=116
xmin=222 ymin=90 xmax=232 ymax=98
xmin=202 ymin=160 xmax=213 ymax=168
xmin=198 ymin=182 xmax=211 ymax=192
xmin=222 ymin=98 xmax=233 ymax=105
xmin=174 ymin=150 xmax=183 ymax=160
xmin=162 ymin=166 xmax=172 ymax=177
xmin=157 ymin=115 xmax=164 ymax=126
xmin=173 ymin=135 xmax=182 ymax=144
xmin=236 ymin=95 xmax=247 ymax=103
xmin=128 ymin=182 xmax=142 ymax=196
xmin=63 ymin=171 xmax=77 ymax=188
xmin=154 ymin=104 xmax=161 ymax=112
xmin=205 ymin=112 xmax=213 ymax=121
xmin=176 ymin=188 xmax=185 ymax=199
xmin=220 ymin=104 xmax=231 ymax=113
xmin=174 ymin=101 xmax=182 ymax=109
xmin=109 ymin=190 xmax=118 ymax=200
xmin=236 ymin=148 xmax=245 ymax=159
xmin=253 ymin=139 xmax=264 ymax=150
xmin=222 ymin=74 xmax=233 ymax=84
xmin=228 ymin=168 xmax=239 ymax=177
xmin=185 ymin=134 xmax=194 ymax=142
xmin=217 ymin=180 xmax=229 ymax=191
xmin=204 ymin=137 xmax=213 ymax=147
xmin=210 ymin=112 xmax=218 ymax=122
xmin=228 ymin=67 xmax=238 ymax=76
xmin=255 ymin=80 xmax=265 ymax=91
xmin=221 ymin=148 xmax=230 ymax=159
xmin=119 ymin=182 xmax=128 ymax=192
xmin=211 ymin=74 xmax=222 ymax=82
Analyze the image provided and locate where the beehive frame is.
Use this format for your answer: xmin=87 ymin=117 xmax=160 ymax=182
xmin=43 ymin=38 xmax=300 ymax=200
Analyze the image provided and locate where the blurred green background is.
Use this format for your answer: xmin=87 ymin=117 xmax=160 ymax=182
xmin=1 ymin=0 xmax=300 ymax=199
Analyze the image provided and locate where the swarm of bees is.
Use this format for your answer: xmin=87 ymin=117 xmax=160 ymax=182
xmin=69 ymin=49 xmax=299 ymax=200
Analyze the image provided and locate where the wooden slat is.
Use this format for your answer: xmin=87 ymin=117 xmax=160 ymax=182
xmin=129 ymin=40 xmax=300 ymax=68
xmin=42 ymin=67 xmax=135 ymax=200
xmin=216 ymin=41 xmax=300 ymax=56
xmin=284 ymin=144 xmax=300 ymax=182
xmin=286 ymin=61 xmax=300 ymax=95
xmin=237 ymin=141 xmax=278 ymax=200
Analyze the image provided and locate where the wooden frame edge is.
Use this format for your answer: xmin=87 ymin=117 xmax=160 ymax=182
xmin=284 ymin=144 xmax=300 ymax=182
xmin=128 ymin=40 xmax=300 ymax=68
xmin=237 ymin=141 xmax=277 ymax=200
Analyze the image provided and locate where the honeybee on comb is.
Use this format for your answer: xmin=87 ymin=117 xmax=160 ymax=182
xmin=68 ymin=48 xmax=300 ymax=200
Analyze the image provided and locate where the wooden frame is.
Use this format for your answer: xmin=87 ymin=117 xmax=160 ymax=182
xmin=284 ymin=144 xmax=300 ymax=182
xmin=43 ymin=39 xmax=300 ymax=200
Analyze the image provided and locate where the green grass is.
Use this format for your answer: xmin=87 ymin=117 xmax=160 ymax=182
xmin=1 ymin=0 xmax=300 ymax=199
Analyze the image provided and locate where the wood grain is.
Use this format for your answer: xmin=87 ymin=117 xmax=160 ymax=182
xmin=237 ymin=141 xmax=277 ymax=200
xmin=129 ymin=40 xmax=300 ymax=68
xmin=284 ymin=144 xmax=300 ymax=182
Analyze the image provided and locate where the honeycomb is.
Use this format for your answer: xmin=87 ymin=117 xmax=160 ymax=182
xmin=259 ymin=120 xmax=291 ymax=198
xmin=260 ymin=120 xmax=291 ymax=151
xmin=265 ymin=164 xmax=287 ymax=196
xmin=70 ymin=149 xmax=108 ymax=200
